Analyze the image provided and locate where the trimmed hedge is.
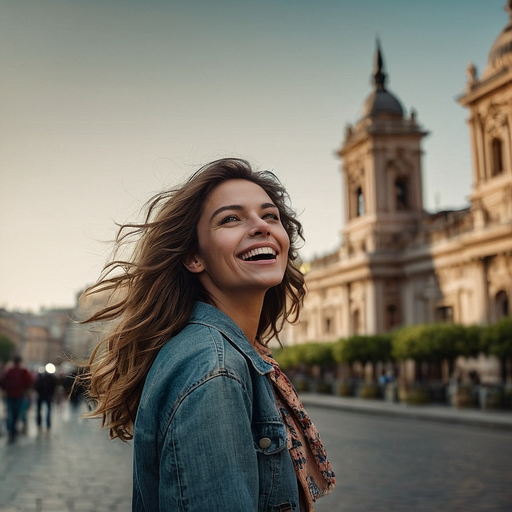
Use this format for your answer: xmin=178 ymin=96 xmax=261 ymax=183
xmin=333 ymin=334 xmax=393 ymax=365
xmin=273 ymin=342 xmax=335 ymax=370
xmin=481 ymin=316 xmax=512 ymax=359
xmin=273 ymin=318 xmax=511 ymax=375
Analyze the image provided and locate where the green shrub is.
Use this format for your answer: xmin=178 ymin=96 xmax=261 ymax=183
xmin=337 ymin=382 xmax=352 ymax=396
xmin=359 ymin=383 xmax=380 ymax=399
xmin=392 ymin=323 xmax=469 ymax=363
xmin=334 ymin=334 xmax=392 ymax=365
xmin=273 ymin=342 xmax=336 ymax=370
xmin=405 ymin=386 xmax=431 ymax=405
xmin=481 ymin=316 xmax=512 ymax=359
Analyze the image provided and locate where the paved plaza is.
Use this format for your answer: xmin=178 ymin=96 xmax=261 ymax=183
xmin=1 ymin=395 xmax=512 ymax=511
xmin=0 ymin=402 xmax=133 ymax=512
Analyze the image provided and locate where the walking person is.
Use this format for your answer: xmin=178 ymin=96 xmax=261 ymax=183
xmin=0 ymin=355 xmax=33 ymax=443
xmin=34 ymin=369 xmax=57 ymax=434
xmin=19 ymin=391 xmax=31 ymax=435
xmin=81 ymin=158 xmax=335 ymax=511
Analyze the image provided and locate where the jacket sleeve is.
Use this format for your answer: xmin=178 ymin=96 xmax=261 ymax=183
xmin=159 ymin=372 xmax=259 ymax=512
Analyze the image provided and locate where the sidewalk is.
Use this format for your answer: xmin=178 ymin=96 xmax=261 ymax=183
xmin=300 ymin=393 xmax=512 ymax=430
xmin=0 ymin=401 xmax=133 ymax=512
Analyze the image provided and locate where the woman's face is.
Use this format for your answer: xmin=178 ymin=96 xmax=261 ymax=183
xmin=188 ymin=179 xmax=290 ymax=302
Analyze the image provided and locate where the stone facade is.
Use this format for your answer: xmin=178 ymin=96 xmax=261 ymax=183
xmin=0 ymin=307 xmax=73 ymax=370
xmin=285 ymin=5 xmax=512 ymax=345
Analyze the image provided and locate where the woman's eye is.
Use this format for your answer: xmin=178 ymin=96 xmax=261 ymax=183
xmin=220 ymin=215 xmax=239 ymax=224
xmin=263 ymin=213 xmax=279 ymax=221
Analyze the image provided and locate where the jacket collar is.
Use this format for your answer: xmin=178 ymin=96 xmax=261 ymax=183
xmin=189 ymin=301 xmax=274 ymax=376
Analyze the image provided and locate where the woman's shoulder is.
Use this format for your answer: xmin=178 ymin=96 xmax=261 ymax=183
xmin=139 ymin=322 xmax=252 ymax=413
xmin=149 ymin=322 xmax=250 ymax=385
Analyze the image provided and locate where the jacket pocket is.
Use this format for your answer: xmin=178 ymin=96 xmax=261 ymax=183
xmin=252 ymin=420 xmax=288 ymax=455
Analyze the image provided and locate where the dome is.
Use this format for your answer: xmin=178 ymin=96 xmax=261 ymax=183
xmin=484 ymin=1 xmax=512 ymax=77
xmin=361 ymin=41 xmax=404 ymax=119
xmin=363 ymin=89 xmax=404 ymax=118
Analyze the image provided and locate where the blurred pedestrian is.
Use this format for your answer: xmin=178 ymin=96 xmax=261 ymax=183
xmin=80 ymin=158 xmax=335 ymax=511
xmin=378 ymin=369 xmax=389 ymax=387
xmin=0 ymin=355 xmax=33 ymax=443
xmin=34 ymin=369 xmax=57 ymax=434
xmin=19 ymin=391 xmax=31 ymax=435
xmin=469 ymin=369 xmax=480 ymax=386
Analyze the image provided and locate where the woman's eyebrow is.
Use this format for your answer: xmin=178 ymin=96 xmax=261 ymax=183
xmin=210 ymin=204 xmax=243 ymax=221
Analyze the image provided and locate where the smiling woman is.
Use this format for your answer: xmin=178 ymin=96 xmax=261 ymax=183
xmin=79 ymin=158 xmax=335 ymax=511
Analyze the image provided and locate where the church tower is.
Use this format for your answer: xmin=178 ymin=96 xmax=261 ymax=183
xmin=338 ymin=42 xmax=428 ymax=256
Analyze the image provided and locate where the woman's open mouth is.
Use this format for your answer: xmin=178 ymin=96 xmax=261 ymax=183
xmin=239 ymin=247 xmax=277 ymax=261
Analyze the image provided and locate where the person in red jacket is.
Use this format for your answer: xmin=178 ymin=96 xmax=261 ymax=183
xmin=0 ymin=356 xmax=33 ymax=443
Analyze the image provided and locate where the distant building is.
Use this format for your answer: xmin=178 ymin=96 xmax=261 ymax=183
xmin=0 ymin=309 xmax=23 ymax=347
xmin=286 ymin=3 xmax=512 ymax=345
xmin=0 ymin=307 xmax=73 ymax=371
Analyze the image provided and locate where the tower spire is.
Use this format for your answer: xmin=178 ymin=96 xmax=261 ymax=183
xmin=373 ymin=39 xmax=387 ymax=91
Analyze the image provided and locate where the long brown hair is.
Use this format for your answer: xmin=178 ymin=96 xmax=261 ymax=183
xmin=81 ymin=158 xmax=305 ymax=440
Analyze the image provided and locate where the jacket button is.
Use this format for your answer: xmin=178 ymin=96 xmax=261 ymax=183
xmin=259 ymin=437 xmax=272 ymax=449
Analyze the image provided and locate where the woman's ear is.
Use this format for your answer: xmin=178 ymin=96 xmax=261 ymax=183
xmin=183 ymin=254 xmax=204 ymax=274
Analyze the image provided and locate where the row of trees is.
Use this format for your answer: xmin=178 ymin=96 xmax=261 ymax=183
xmin=274 ymin=316 xmax=512 ymax=384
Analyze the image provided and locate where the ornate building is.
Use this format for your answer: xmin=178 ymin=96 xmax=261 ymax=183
xmin=286 ymin=3 xmax=512 ymax=345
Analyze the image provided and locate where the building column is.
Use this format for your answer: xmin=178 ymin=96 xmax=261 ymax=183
xmin=473 ymin=258 xmax=489 ymax=324
xmin=341 ymin=284 xmax=351 ymax=339
xmin=365 ymin=280 xmax=376 ymax=335
xmin=475 ymin=115 xmax=486 ymax=182
xmin=468 ymin=114 xmax=481 ymax=187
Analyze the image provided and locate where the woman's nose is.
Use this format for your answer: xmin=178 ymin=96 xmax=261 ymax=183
xmin=249 ymin=217 xmax=271 ymax=237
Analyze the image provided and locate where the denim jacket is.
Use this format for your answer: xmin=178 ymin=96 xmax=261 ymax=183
xmin=132 ymin=301 xmax=299 ymax=511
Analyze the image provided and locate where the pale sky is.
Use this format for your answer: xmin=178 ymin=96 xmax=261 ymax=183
xmin=0 ymin=0 xmax=507 ymax=312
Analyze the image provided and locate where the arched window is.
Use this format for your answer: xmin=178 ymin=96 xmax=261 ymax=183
xmin=491 ymin=138 xmax=504 ymax=176
xmin=395 ymin=178 xmax=408 ymax=210
xmin=356 ymin=187 xmax=364 ymax=216
xmin=495 ymin=290 xmax=509 ymax=320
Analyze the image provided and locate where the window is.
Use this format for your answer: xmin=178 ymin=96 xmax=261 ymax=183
xmin=495 ymin=290 xmax=509 ymax=320
xmin=436 ymin=306 xmax=453 ymax=323
xmin=356 ymin=187 xmax=364 ymax=216
xmin=491 ymin=138 xmax=504 ymax=176
xmin=325 ymin=317 xmax=332 ymax=334
xmin=352 ymin=309 xmax=360 ymax=335
xmin=395 ymin=178 xmax=408 ymax=210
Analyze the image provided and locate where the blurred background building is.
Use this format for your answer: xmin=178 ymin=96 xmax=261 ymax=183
xmin=286 ymin=3 xmax=512 ymax=345
xmin=0 ymin=307 xmax=74 ymax=371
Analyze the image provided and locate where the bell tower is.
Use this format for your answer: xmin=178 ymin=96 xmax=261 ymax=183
xmin=338 ymin=41 xmax=428 ymax=256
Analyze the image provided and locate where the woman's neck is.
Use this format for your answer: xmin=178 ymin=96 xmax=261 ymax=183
xmin=209 ymin=293 xmax=264 ymax=346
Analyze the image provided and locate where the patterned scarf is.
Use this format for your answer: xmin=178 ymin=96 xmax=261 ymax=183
xmin=260 ymin=351 xmax=336 ymax=511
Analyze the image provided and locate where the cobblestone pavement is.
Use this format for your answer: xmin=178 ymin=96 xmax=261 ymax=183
xmin=0 ymin=402 xmax=133 ymax=512
xmin=2 ymin=397 xmax=511 ymax=511
xmin=309 ymin=405 xmax=512 ymax=512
